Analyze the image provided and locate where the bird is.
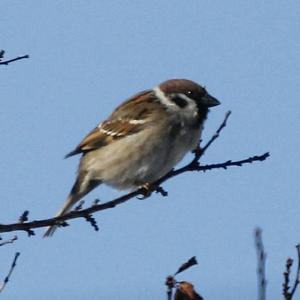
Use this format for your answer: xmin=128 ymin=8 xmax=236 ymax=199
xmin=43 ymin=79 xmax=220 ymax=237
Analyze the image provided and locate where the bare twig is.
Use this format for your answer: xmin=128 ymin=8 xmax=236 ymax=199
xmin=75 ymin=200 xmax=85 ymax=211
xmin=19 ymin=211 xmax=29 ymax=223
xmin=165 ymin=276 xmax=176 ymax=300
xmin=283 ymin=258 xmax=293 ymax=299
xmin=174 ymin=257 xmax=198 ymax=276
xmin=157 ymin=152 xmax=270 ymax=186
xmin=84 ymin=214 xmax=99 ymax=231
xmin=0 ymin=112 xmax=270 ymax=235
xmin=283 ymin=244 xmax=300 ymax=300
xmin=0 ymin=236 xmax=17 ymax=247
xmin=18 ymin=211 xmax=35 ymax=236
xmin=290 ymin=245 xmax=300 ymax=297
xmin=0 ymin=252 xmax=20 ymax=293
xmin=254 ymin=228 xmax=267 ymax=300
xmin=197 ymin=110 xmax=231 ymax=158
xmin=0 ymin=51 xmax=29 ymax=65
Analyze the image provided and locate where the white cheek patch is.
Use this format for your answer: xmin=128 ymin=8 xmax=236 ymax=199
xmin=177 ymin=93 xmax=196 ymax=108
xmin=154 ymin=87 xmax=198 ymax=118
xmin=177 ymin=93 xmax=198 ymax=118
xmin=153 ymin=86 xmax=177 ymax=109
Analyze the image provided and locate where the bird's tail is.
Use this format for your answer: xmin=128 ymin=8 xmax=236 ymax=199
xmin=43 ymin=176 xmax=102 ymax=238
xmin=43 ymin=193 xmax=81 ymax=238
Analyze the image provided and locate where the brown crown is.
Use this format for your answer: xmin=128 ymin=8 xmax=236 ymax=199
xmin=159 ymin=79 xmax=205 ymax=95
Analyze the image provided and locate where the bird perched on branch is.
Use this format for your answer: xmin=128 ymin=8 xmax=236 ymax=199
xmin=44 ymin=79 xmax=220 ymax=237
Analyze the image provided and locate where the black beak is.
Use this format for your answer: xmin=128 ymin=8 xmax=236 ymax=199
xmin=202 ymin=94 xmax=221 ymax=107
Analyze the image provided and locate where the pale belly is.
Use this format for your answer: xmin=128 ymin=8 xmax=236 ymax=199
xmin=81 ymin=124 xmax=200 ymax=189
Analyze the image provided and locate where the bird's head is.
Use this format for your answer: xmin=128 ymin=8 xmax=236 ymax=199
xmin=153 ymin=79 xmax=220 ymax=122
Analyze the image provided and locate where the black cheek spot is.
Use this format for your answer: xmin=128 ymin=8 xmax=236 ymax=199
xmin=171 ymin=96 xmax=188 ymax=108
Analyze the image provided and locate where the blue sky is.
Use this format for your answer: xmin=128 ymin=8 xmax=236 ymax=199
xmin=1 ymin=1 xmax=300 ymax=299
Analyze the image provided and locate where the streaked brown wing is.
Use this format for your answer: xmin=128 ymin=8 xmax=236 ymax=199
xmin=65 ymin=120 xmax=149 ymax=158
xmin=100 ymin=120 xmax=147 ymax=137
xmin=109 ymin=90 xmax=155 ymax=120
xmin=65 ymin=127 xmax=109 ymax=158
xmin=65 ymin=89 xmax=164 ymax=158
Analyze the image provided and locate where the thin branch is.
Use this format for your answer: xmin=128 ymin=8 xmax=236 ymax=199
xmin=165 ymin=276 xmax=175 ymax=300
xmin=197 ymin=110 xmax=231 ymax=158
xmin=290 ymin=245 xmax=300 ymax=297
xmin=283 ymin=258 xmax=293 ymax=299
xmin=254 ymin=228 xmax=267 ymax=300
xmin=0 ymin=54 xmax=29 ymax=65
xmin=0 ymin=252 xmax=20 ymax=293
xmin=0 ymin=153 xmax=269 ymax=234
xmin=84 ymin=214 xmax=99 ymax=231
xmin=0 ymin=236 xmax=17 ymax=247
xmin=157 ymin=152 xmax=270 ymax=186
xmin=283 ymin=244 xmax=300 ymax=300
xmin=0 ymin=112 xmax=270 ymax=235
xmin=174 ymin=257 xmax=198 ymax=276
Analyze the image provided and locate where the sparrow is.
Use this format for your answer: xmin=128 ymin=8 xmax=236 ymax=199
xmin=44 ymin=79 xmax=220 ymax=237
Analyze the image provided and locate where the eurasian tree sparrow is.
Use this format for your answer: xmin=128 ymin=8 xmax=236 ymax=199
xmin=44 ymin=79 xmax=220 ymax=237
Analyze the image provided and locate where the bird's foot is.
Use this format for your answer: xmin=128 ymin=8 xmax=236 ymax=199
xmin=137 ymin=183 xmax=168 ymax=199
xmin=137 ymin=183 xmax=153 ymax=200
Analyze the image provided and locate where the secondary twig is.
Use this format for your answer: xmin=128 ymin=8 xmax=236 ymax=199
xmin=0 ymin=236 xmax=17 ymax=247
xmin=174 ymin=256 xmax=198 ymax=276
xmin=0 ymin=112 xmax=270 ymax=235
xmin=283 ymin=258 xmax=293 ymax=299
xmin=0 ymin=252 xmax=20 ymax=293
xmin=254 ymin=228 xmax=267 ymax=300
xmin=197 ymin=110 xmax=231 ymax=158
xmin=0 ymin=50 xmax=29 ymax=65
xmin=283 ymin=244 xmax=300 ymax=300
xmin=290 ymin=245 xmax=300 ymax=297
xmin=166 ymin=276 xmax=176 ymax=300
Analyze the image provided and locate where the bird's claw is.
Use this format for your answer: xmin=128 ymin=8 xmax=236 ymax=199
xmin=137 ymin=183 xmax=153 ymax=200
xmin=137 ymin=183 xmax=168 ymax=199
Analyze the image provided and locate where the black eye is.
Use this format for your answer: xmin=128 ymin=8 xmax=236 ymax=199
xmin=171 ymin=95 xmax=188 ymax=108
